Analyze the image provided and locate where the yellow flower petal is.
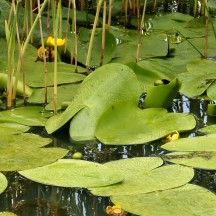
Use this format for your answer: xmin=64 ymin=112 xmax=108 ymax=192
xmin=46 ymin=36 xmax=65 ymax=47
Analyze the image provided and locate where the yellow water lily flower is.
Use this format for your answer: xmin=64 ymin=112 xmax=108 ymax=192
xmin=106 ymin=204 xmax=127 ymax=216
xmin=46 ymin=36 xmax=66 ymax=47
xmin=163 ymin=131 xmax=180 ymax=143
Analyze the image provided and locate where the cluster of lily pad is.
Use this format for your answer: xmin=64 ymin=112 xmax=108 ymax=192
xmin=1 ymin=1 xmax=216 ymax=215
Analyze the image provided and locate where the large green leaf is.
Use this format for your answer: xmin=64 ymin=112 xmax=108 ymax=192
xmin=19 ymin=159 xmax=123 ymax=188
xmin=0 ymin=106 xmax=48 ymax=126
xmin=199 ymin=125 xmax=216 ymax=134
xmin=95 ymin=101 xmax=196 ymax=144
xmin=161 ymin=135 xmax=216 ymax=152
xmin=0 ymin=133 xmax=52 ymax=148
xmin=179 ymin=59 xmax=216 ymax=98
xmin=24 ymin=61 xmax=86 ymax=87
xmin=28 ymin=83 xmax=80 ymax=111
xmin=66 ymin=28 xmax=116 ymax=68
xmin=90 ymin=158 xmax=194 ymax=196
xmin=142 ymin=78 xmax=182 ymax=108
xmin=164 ymin=151 xmax=216 ymax=170
xmin=111 ymin=184 xmax=216 ymax=216
xmin=0 ymin=172 xmax=7 ymax=195
xmin=161 ymin=135 xmax=216 ymax=170
xmin=45 ymin=63 xmax=141 ymax=139
xmin=0 ymin=123 xmax=30 ymax=135
xmin=0 ymin=212 xmax=17 ymax=216
xmin=0 ymin=147 xmax=68 ymax=171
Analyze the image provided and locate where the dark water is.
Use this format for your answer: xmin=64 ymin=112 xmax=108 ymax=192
xmin=0 ymin=94 xmax=216 ymax=216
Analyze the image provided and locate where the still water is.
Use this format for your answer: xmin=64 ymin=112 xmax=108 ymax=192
xmin=0 ymin=94 xmax=216 ymax=216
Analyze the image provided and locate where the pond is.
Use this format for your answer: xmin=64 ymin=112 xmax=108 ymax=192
xmin=0 ymin=95 xmax=216 ymax=216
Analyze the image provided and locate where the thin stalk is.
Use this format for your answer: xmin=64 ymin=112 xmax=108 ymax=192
xmin=72 ymin=0 xmax=78 ymax=72
xmin=204 ymin=0 xmax=208 ymax=58
xmin=12 ymin=0 xmax=49 ymax=100
xmin=64 ymin=0 xmax=71 ymax=54
xmin=85 ymin=0 xmax=104 ymax=72
xmin=136 ymin=0 xmax=147 ymax=63
xmin=153 ymin=0 xmax=157 ymax=14
xmin=30 ymin=0 xmax=34 ymax=43
xmin=124 ymin=0 xmax=128 ymax=26
xmin=47 ymin=0 xmax=51 ymax=36
xmin=137 ymin=0 xmax=140 ymax=30
xmin=107 ymin=0 xmax=112 ymax=31
xmin=38 ymin=0 xmax=48 ymax=104
xmin=100 ymin=0 xmax=106 ymax=66
xmin=193 ymin=0 xmax=198 ymax=17
xmin=59 ymin=0 xmax=62 ymax=38
xmin=22 ymin=0 xmax=29 ymax=39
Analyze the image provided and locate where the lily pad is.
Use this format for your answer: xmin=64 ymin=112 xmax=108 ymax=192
xmin=0 ymin=212 xmax=17 ymax=216
xmin=0 ymin=172 xmax=7 ymax=195
xmin=111 ymin=184 xmax=216 ymax=216
xmin=179 ymin=59 xmax=216 ymax=98
xmin=0 ymin=147 xmax=68 ymax=171
xmin=161 ymin=135 xmax=216 ymax=152
xmin=45 ymin=63 xmax=141 ymax=140
xmin=28 ymin=83 xmax=80 ymax=110
xmin=19 ymin=159 xmax=123 ymax=188
xmin=90 ymin=158 xmax=194 ymax=196
xmin=95 ymin=101 xmax=196 ymax=144
xmin=0 ymin=133 xmax=52 ymax=148
xmin=0 ymin=123 xmax=30 ymax=135
xmin=199 ymin=125 xmax=216 ymax=134
xmin=164 ymin=151 xmax=216 ymax=170
xmin=0 ymin=106 xmax=48 ymax=126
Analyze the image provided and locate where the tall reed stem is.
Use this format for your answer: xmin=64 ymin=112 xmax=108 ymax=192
xmin=85 ymin=0 xmax=104 ymax=71
xmin=204 ymin=0 xmax=208 ymax=58
xmin=136 ymin=0 xmax=147 ymax=63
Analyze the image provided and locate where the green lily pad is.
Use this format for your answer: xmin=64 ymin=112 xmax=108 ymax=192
xmin=0 ymin=147 xmax=68 ymax=171
xmin=28 ymin=83 xmax=80 ymax=110
xmin=95 ymin=101 xmax=196 ymax=144
xmin=179 ymin=59 xmax=216 ymax=98
xmin=90 ymin=158 xmax=194 ymax=196
xmin=19 ymin=159 xmax=123 ymax=188
xmin=24 ymin=61 xmax=86 ymax=87
xmin=0 ymin=123 xmax=30 ymax=135
xmin=111 ymin=184 xmax=216 ymax=216
xmin=161 ymin=135 xmax=216 ymax=152
xmin=0 ymin=106 xmax=48 ymax=126
xmin=164 ymin=151 xmax=216 ymax=170
xmin=0 ymin=133 xmax=52 ymax=148
xmin=0 ymin=172 xmax=7 ymax=195
xmin=199 ymin=125 xmax=216 ymax=134
xmin=66 ymin=28 xmax=116 ymax=68
xmin=45 ymin=63 xmax=141 ymax=140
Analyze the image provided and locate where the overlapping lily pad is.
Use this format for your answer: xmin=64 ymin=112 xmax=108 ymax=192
xmin=0 ymin=133 xmax=68 ymax=171
xmin=19 ymin=159 xmax=123 ymax=188
xmin=95 ymin=101 xmax=196 ymax=144
xmin=0 ymin=172 xmax=7 ymax=195
xmin=111 ymin=184 xmax=216 ymax=216
xmin=90 ymin=158 xmax=194 ymax=196
xmin=45 ymin=63 xmax=141 ymax=140
xmin=161 ymin=135 xmax=216 ymax=170
xmin=0 ymin=123 xmax=30 ymax=135
xmin=0 ymin=106 xmax=48 ymax=126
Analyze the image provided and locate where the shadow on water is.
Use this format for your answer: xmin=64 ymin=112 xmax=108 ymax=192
xmin=0 ymin=94 xmax=216 ymax=215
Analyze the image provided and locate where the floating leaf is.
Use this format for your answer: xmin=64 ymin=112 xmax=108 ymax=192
xmin=0 ymin=172 xmax=7 ymax=194
xmin=199 ymin=125 xmax=216 ymax=134
xmin=161 ymin=135 xmax=216 ymax=152
xmin=0 ymin=106 xmax=48 ymax=126
xmin=19 ymin=159 xmax=123 ymax=188
xmin=0 ymin=147 xmax=68 ymax=171
xmin=111 ymin=184 xmax=216 ymax=216
xmin=66 ymin=28 xmax=116 ymax=68
xmin=164 ymin=151 xmax=216 ymax=170
xmin=179 ymin=59 xmax=216 ymax=98
xmin=0 ymin=123 xmax=29 ymax=135
xmin=28 ymin=84 xmax=80 ymax=110
xmin=0 ymin=133 xmax=52 ymax=148
xmin=142 ymin=78 xmax=182 ymax=108
xmin=96 ymin=101 xmax=196 ymax=144
xmin=0 ymin=212 xmax=17 ymax=216
xmin=90 ymin=158 xmax=194 ymax=196
xmin=45 ymin=63 xmax=141 ymax=140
